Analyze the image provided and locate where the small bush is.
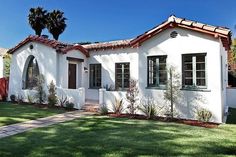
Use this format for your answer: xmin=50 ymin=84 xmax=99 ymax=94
xmin=197 ymin=108 xmax=212 ymax=122
xmin=58 ymin=95 xmax=68 ymax=107
xmin=10 ymin=95 xmax=16 ymax=102
xmin=34 ymin=75 xmax=46 ymax=104
xmin=48 ymin=81 xmax=58 ymax=107
xmin=112 ymin=98 xmax=124 ymax=114
xmin=126 ymin=79 xmax=139 ymax=115
xmin=139 ymin=98 xmax=158 ymax=119
xmin=99 ymin=104 xmax=108 ymax=115
xmin=65 ymin=102 xmax=74 ymax=110
xmin=27 ymin=94 xmax=34 ymax=104
xmin=17 ymin=95 xmax=24 ymax=104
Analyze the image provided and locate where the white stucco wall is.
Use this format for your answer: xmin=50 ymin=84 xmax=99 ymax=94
xmin=92 ymin=28 xmax=225 ymax=123
xmin=87 ymin=48 xmax=138 ymax=100
xmin=0 ymin=56 xmax=3 ymax=78
xmin=8 ymin=42 xmax=86 ymax=107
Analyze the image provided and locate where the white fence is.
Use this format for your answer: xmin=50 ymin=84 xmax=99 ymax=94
xmin=226 ymin=87 xmax=236 ymax=108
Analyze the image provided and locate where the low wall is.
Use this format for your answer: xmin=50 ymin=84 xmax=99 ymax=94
xmin=57 ymin=87 xmax=85 ymax=109
xmin=226 ymin=88 xmax=236 ymax=108
xmin=99 ymin=88 xmax=222 ymax=123
xmin=19 ymin=87 xmax=85 ymax=109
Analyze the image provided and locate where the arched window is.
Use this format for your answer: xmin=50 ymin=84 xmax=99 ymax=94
xmin=24 ymin=56 xmax=39 ymax=89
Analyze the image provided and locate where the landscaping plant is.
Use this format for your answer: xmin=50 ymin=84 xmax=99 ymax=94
xmin=99 ymin=104 xmax=109 ymax=115
xmin=164 ymin=66 xmax=181 ymax=119
xmin=34 ymin=74 xmax=46 ymax=104
xmin=48 ymin=81 xmax=58 ymax=107
xmin=126 ymin=79 xmax=139 ymax=115
xmin=58 ymin=95 xmax=68 ymax=107
xmin=65 ymin=102 xmax=74 ymax=110
xmin=27 ymin=94 xmax=34 ymax=104
xmin=10 ymin=95 xmax=16 ymax=102
xmin=197 ymin=108 xmax=212 ymax=122
xmin=139 ymin=97 xmax=158 ymax=119
xmin=112 ymin=98 xmax=124 ymax=114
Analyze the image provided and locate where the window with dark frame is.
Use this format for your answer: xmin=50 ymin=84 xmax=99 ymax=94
xmin=182 ymin=53 xmax=206 ymax=88
xmin=147 ymin=56 xmax=167 ymax=87
xmin=25 ymin=57 xmax=40 ymax=89
xmin=115 ymin=62 xmax=130 ymax=90
xmin=89 ymin=64 xmax=101 ymax=88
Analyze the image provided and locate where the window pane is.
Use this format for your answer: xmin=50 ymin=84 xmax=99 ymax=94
xmin=185 ymin=71 xmax=193 ymax=77
xmin=196 ymin=63 xmax=205 ymax=70
xmin=89 ymin=64 xmax=101 ymax=88
xmin=25 ymin=57 xmax=39 ymax=89
xmin=184 ymin=56 xmax=192 ymax=62
xmin=147 ymin=56 xmax=167 ymax=87
xmin=196 ymin=55 xmax=205 ymax=62
xmin=115 ymin=63 xmax=130 ymax=89
xmin=197 ymin=79 xmax=205 ymax=86
xmin=184 ymin=64 xmax=192 ymax=70
xmin=185 ymin=79 xmax=193 ymax=85
xmin=196 ymin=71 xmax=205 ymax=78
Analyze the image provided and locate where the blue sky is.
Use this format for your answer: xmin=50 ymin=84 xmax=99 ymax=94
xmin=0 ymin=0 xmax=235 ymax=48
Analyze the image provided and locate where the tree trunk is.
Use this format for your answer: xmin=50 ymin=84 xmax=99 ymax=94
xmin=36 ymin=29 xmax=42 ymax=36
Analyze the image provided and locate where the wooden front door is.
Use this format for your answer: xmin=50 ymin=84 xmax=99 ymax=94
xmin=68 ymin=63 xmax=77 ymax=89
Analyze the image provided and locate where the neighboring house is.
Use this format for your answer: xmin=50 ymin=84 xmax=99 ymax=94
xmin=0 ymin=48 xmax=8 ymax=78
xmin=8 ymin=15 xmax=231 ymax=123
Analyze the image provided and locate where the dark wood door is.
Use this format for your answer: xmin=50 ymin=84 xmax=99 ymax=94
xmin=68 ymin=63 xmax=77 ymax=89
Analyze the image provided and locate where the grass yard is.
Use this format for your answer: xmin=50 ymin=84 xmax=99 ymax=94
xmin=0 ymin=116 xmax=235 ymax=157
xmin=0 ymin=102 xmax=65 ymax=126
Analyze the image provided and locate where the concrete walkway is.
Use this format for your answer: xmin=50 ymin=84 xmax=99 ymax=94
xmin=0 ymin=111 xmax=95 ymax=139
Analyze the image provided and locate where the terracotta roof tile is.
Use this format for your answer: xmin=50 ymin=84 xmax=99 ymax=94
xmin=8 ymin=35 xmax=89 ymax=57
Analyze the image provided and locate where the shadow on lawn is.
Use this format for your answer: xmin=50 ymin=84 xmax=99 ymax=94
xmin=0 ymin=116 xmax=235 ymax=157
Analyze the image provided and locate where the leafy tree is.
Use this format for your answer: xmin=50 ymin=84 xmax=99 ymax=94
xmin=28 ymin=7 xmax=47 ymax=36
xmin=46 ymin=10 xmax=67 ymax=40
xmin=3 ymin=53 xmax=11 ymax=77
xmin=164 ymin=66 xmax=181 ymax=119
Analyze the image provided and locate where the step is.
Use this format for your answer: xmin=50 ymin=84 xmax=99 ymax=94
xmin=82 ymin=102 xmax=100 ymax=112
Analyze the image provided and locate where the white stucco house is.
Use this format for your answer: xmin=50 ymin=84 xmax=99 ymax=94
xmin=8 ymin=15 xmax=231 ymax=123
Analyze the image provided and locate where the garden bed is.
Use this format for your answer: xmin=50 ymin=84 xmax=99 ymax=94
xmin=108 ymin=113 xmax=219 ymax=128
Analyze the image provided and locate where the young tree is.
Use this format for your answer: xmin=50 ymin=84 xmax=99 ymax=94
xmin=28 ymin=7 xmax=48 ymax=36
xmin=3 ymin=53 xmax=11 ymax=77
xmin=164 ymin=66 xmax=181 ymax=119
xmin=126 ymin=79 xmax=139 ymax=115
xmin=46 ymin=10 xmax=67 ymax=40
xmin=48 ymin=81 xmax=58 ymax=107
xmin=35 ymin=74 xmax=46 ymax=104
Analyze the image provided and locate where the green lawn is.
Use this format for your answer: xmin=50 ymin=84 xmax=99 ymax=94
xmin=226 ymin=107 xmax=236 ymax=124
xmin=0 ymin=116 xmax=235 ymax=157
xmin=0 ymin=102 xmax=65 ymax=126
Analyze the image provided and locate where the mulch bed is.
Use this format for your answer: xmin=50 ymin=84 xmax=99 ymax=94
xmin=108 ymin=113 xmax=219 ymax=128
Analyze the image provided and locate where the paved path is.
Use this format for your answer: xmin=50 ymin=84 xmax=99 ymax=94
xmin=0 ymin=111 xmax=95 ymax=139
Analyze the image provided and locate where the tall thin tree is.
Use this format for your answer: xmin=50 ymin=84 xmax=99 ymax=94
xmin=28 ymin=7 xmax=47 ymax=36
xmin=46 ymin=10 xmax=67 ymax=40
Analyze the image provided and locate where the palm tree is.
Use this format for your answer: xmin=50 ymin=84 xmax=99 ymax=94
xmin=46 ymin=10 xmax=67 ymax=40
xmin=28 ymin=7 xmax=47 ymax=36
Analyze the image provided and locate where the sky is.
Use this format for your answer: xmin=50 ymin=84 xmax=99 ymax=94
xmin=0 ymin=0 xmax=235 ymax=48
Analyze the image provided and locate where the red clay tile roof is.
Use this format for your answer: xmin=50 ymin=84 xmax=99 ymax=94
xmin=130 ymin=15 xmax=231 ymax=50
xmin=8 ymin=35 xmax=89 ymax=57
xmin=82 ymin=39 xmax=132 ymax=51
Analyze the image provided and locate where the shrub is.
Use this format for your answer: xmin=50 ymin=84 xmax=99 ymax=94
xmin=65 ymin=102 xmax=74 ymax=110
xmin=17 ymin=95 xmax=24 ymax=104
xmin=99 ymin=104 xmax=108 ymax=115
xmin=10 ymin=95 xmax=16 ymax=102
xmin=197 ymin=109 xmax=212 ymax=122
xmin=48 ymin=81 xmax=58 ymax=107
xmin=126 ymin=79 xmax=139 ymax=115
xmin=58 ymin=95 xmax=68 ymax=107
xmin=34 ymin=75 xmax=46 ymax=104
xmin=138 ymin=97 xmax=159 ymax=119
xmin=27 ymin=94 xmax=34 ymax=104
xmin=111 ymin=98 xmax=124 ymax=114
